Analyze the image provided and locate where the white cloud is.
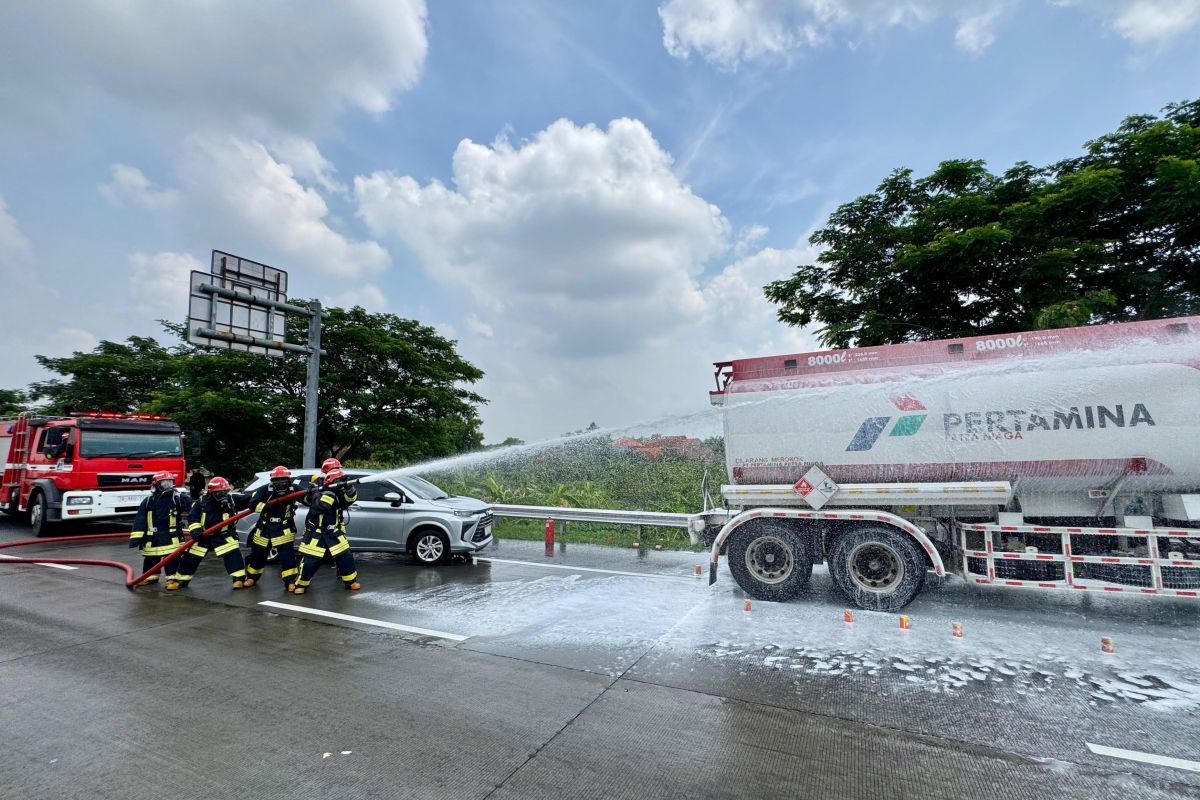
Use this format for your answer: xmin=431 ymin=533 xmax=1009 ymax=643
xmin=0 ymin=193 xmax=31 ymax=261
xmin=354 ymin=117 xmax=819 ymax=439
xmin=659 ymin=0 xmax=1012 ymax=65
xmin=263 ymin=135 xmax=346 ymax=195
xmin=659 ymin=0 xmax=1200 ymax=66
xmin=128 ymin=251 xmax=203 ymax=320
xmin=1086 ymin=0 xmax=1200 ymax=44
xmin=467 ymin=315 xmax=495 ymax=339
xmin=356 ymin=118 xmax=728 ymax=358
xmin=179 ymin=134 xmax=390 ymax=296
xmin=100 ymin=164 xmax=181 ymax=210
xmin=0 ymin=0 xmax=429 ymax=137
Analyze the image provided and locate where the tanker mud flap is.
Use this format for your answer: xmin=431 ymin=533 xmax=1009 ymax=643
xmin=708 ymin=508 xmax=945 ymax=586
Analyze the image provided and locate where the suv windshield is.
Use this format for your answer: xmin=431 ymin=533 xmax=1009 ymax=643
xmin=79 ymin=431 xmax=182 ymax=458
xmin=395 ymin=474 xmax=450 ymax=500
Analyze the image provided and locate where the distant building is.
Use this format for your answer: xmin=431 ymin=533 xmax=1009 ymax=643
xmin=612 ymin=434 xmax=714 ymax=460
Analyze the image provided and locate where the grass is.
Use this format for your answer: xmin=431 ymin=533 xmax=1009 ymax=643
xmin=493 ymin=517 xmax=705 ymax=552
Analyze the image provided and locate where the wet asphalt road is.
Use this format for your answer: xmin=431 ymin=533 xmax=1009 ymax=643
xmin=2 ymin=515 xmax=1199 ymax=799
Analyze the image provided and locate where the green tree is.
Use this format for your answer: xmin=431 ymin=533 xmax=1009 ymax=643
xmin=27 ymin=307 xmax=486 ymax=482
xmin=765 ymin=100 xmax=1200 ymax=348
xmin=0 ymin=389 xmax=27 ymax=417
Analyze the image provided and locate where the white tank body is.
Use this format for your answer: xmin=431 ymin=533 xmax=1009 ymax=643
xmin=714 ymin=319 xmax=1200 ymax=497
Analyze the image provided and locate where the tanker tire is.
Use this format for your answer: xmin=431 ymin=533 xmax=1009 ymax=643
xmin=30 ymin=492 xmax=55 ymax=538
xmin=726 ymin=522 xmax=812 ymax=602
xmin=829 ymin=526 xmax=925 ymax=612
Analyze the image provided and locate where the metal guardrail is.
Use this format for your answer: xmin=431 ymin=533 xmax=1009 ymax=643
xmin=489 ymin=504 xmax=696 ymax=529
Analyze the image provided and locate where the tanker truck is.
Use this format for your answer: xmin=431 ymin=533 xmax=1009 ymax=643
xmin=699 ymin=316 xmax=1200 ymax=611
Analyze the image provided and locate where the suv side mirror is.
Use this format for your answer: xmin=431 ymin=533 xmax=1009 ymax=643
xmin=383 ymin=491 xmax=404 ymax=506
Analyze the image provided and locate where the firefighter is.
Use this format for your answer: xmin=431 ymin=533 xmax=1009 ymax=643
xmin=294 ymin=467 xmax=361 ymax=594
xmin=302 ymin=457 xmax=344 ymax=506
xmin=243 ymin=466 xmax=300 ymax=591
xmin=167 ymin=476 xmax=251 ymax=590
xmin=129 ymin=471 xmax=191 ymax=586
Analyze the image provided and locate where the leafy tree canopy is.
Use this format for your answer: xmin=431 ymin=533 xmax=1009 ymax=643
xmin=28 ymin=305 xmax=485 ymax=482
xmin=0 ymin=388 xmax=28 ymax=417
xmin=765 ymin=100 xmax=1200 ymax=348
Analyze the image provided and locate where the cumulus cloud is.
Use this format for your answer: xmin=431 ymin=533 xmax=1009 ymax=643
xmin=354 ymin=117 xmax=819 ymax=438
xmin=179 ymin=134 xmax=390 ymax=296
xmin=262 ymin=135 xmax=347 ymax=195
xmin=356 ymin=118 xmax=728 ymax=357
xmin=100 ymin=164 xmax=181 ymax=210
xmin=128 ymin=251 xmax=203 ymax=320
xmin=0 ymin=0 xmax=428 ymax=137
xmin=659 ymin=0 xmax=1199 ymax=66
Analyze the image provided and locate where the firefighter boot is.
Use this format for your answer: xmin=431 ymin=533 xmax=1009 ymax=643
xmin=293 ymin=586 xmax=306 ymax=595
xmin=232 ymin=580 xmax=245 ymax=589
xmin=242 ymin=577 xmax=256 ymax=588
xmin=346 ymin=581 xmax=362 ymax=591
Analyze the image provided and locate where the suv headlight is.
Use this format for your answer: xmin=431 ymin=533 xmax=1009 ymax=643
xmin=452 ymin=509 xmax=478 ymax=518
xmin=66 ymin=496 xmax=94 ymax=506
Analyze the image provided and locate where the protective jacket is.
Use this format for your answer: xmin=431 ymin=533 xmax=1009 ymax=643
xmin=130 ymin=489 xmax=192 ymax=557
xmin=296 ymin=485 xmax=359 ymax=589
xmin=249 ymin=485 xmax=298 ymax=547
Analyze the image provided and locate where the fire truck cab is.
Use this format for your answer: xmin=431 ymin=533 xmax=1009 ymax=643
xmin=1 ymin=411 xmax=187 ymax=536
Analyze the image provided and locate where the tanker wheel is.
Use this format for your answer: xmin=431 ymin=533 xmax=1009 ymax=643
xmin=726 ymin=521 xmax=812 ymax=602
xmin=829 ymin=526 xmax=925 ymax=612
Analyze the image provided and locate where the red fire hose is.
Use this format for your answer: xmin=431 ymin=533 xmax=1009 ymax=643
xmin=0 ymin=489 xmax=307 ymax=590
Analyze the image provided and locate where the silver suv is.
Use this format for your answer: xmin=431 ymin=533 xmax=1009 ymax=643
xmin=237 ymin=469 xmax=493 ymax=565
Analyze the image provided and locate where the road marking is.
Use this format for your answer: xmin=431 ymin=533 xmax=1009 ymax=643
xmin=477 ymin=556 xmax=689 ymax=581
xmin=257 ymin=601 xmax=469 ymax=642
xmin=1086 ymin=742 xmax=1200 ymax=773
xmin=0 ymin=553 xmax=79 ymax=570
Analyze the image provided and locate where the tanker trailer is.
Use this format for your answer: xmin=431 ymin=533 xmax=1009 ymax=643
xmin=702 ymin=317 xmax=1200 ymax=611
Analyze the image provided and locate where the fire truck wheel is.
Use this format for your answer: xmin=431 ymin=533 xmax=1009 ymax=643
xmin=829 ymin=526 xmax=925 ymax=612
xmin=726 ymin=521 xmax=813 ymax=602
xmin=29 ymin=491 xmax=55 ymax=537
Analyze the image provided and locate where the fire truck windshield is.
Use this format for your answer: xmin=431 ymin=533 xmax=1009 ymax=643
xmin=78 ymin=431 xmax=182 ymax=459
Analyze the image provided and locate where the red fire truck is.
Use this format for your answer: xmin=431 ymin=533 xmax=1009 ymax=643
xmin=0 ymin=411 xmax=187 ymax=536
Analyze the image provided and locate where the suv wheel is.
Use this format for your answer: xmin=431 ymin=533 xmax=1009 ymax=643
xmin=411 ymin=530 xmax=452 ymax=566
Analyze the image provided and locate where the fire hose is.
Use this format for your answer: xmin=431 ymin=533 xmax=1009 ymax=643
xmin=0 ymin=489 xmax=308 ymax=590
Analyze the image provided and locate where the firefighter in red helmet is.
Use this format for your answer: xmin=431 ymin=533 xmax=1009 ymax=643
xmin=167 ymin=476 xmax=251 ymax=590
xmin=295 ymin=467 xmax=361 ymax=594
xmin=129 ymin=471 xmax=191 ymax=586
xmin=243 ymin=466 xmax=301 ymax=591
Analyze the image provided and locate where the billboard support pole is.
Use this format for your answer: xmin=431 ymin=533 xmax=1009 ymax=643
xmin=303 ymin=299 xmax=322 ymax=470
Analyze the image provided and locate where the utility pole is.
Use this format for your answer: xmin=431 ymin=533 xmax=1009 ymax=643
xmin=303 ymin=299 xmax=322 ymax=469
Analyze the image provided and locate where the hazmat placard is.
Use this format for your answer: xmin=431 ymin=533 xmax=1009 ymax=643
xmin=794 ymin=465 xmax=839 ymax=510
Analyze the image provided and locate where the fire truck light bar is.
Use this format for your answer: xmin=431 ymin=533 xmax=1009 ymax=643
xmin=71 ymin=411 xmax=169 ymax=421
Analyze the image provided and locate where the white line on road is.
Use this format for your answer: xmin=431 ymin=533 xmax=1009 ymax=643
xmin=477 ymin=556 xmax=690 ymax=581
xmin=0 ymin=553 xmax=79 ymax=570
xmin=257 ymin=601 xmax=469 ymax=642
xmin=1086 ymin=742 xmax=1200 ymax=773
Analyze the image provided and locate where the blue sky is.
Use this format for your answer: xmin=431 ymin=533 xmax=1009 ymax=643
xmin=1 ymin=0 xmax=1197 ymax=442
